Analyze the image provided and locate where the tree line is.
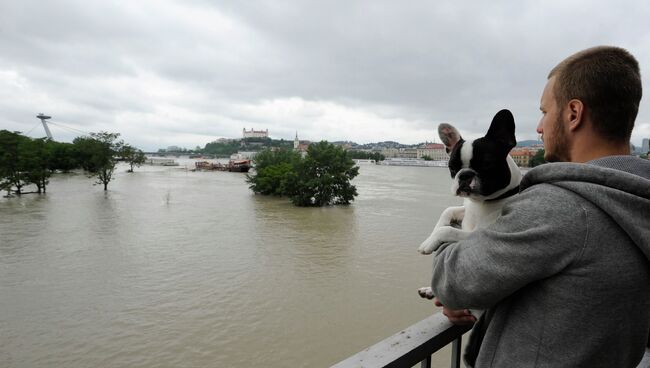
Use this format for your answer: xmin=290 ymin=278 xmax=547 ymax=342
xmin=246 ymin=141 xmax=359 ymax=206
xmin=0 ymin=130 xmax=145 ymax=196
xmin=202 ymin=137 xmax=294 ymax=157
xmin=529 ymin=149 xmax=546 ymax=167
xmin=346 ymin=150 xmax=385 ymax=161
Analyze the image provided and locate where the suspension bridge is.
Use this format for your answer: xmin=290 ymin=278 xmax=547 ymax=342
xmin=26 ymin=113 xmax=93 ymax=141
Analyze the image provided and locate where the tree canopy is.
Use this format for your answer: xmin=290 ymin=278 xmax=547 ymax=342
xmin=1 ymin=130 xmax=136 ymax=195
xmin=120 ymin=144 xmax=146 ymax=173
xmin=346 ymin=150 xmax=385 ymax=161
xmin=247 ymin=148 xmax=301 ymax=196
xmin=0 ymin=130 xmax=30 ymax=195
xmin=530 ymin=149 xmax=546 ymax=167
xmin=0 ymin=130 xmax=69 ymax=194
xmin=247 ymin=141 xmax=359 ymax=206
xmin=202 ymin=137 xmax=294 ymax=157
xmin=73 ymin=132 xmax=123 ymax=191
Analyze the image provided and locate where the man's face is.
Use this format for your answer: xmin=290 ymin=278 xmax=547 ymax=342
xmin=537 ymin=77 xmax=571 ymax=162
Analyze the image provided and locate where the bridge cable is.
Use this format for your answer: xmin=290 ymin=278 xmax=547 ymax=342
xmin=46 ymin=121 xmax=92 ymax=137
xmin=23 ymin=123 xmax=43 ymax=136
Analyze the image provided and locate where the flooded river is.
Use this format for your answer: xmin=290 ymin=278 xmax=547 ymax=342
xmin=0 ymin=161 xmax=463 ymax=367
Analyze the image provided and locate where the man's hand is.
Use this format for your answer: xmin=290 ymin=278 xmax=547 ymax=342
xmin=434 ymin=297 xmax=476 ymax=325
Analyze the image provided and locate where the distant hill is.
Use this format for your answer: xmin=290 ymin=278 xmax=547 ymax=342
xmin=196 ymin=137 xmax=543 ymax=154
xmin=517 ymin=139 xmax=543 ymax=147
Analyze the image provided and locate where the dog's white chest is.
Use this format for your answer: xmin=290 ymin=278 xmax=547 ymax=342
xmin=462 ymin=198 xmax=505 ymax=231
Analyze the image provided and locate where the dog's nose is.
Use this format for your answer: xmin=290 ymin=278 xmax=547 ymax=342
xmin=458 ymin=171 xmax=474 ymax=181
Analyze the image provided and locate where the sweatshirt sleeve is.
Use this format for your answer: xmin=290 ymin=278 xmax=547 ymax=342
xmin=430 ymin=183 xmax=588 ymax=310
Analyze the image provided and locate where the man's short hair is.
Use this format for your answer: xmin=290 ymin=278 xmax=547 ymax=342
xmin=548 ymin=46 xmax=642 ymax=142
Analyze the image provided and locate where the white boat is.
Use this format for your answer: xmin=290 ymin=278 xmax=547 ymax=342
xmin=145 ymin=157 xmax=179 ymax=166
xmin=379 ymin=158 xmax=448 ymax=167
xmin=230 ymin=152 xmax=258 ymax=160
xmin=352 ymin=159 xmax=376 ymax=164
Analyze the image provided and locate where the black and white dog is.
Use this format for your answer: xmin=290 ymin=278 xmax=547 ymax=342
xmin=417 ymin=109 xmax=522 ymax=302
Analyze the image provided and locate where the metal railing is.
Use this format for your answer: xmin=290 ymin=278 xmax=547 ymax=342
xmin=332 ymin=313 xmax=471 ymax=368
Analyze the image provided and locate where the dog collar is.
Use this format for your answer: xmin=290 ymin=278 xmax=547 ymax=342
xmin=486 ymin=186 xmax=520 ymax=202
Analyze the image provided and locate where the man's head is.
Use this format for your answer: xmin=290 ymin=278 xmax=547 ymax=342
xmin=537 ymin=46 xmax=642 ymax=162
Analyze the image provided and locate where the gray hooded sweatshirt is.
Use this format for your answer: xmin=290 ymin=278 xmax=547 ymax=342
xmin=430 ymin=155 xmax=650 ymax=367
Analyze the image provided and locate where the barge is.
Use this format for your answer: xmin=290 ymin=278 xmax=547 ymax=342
xmin=194 ymin=160 xmax=251 ymax=173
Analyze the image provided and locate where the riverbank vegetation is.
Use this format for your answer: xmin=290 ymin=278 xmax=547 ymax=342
xmin=530 ymin=149 xmax=546 ymax=167
xmin=246 ymin=141 xmax=359 ymax=206
xmin=0 ymin=130 xmax=145 ymax=195
xmin=346 ymin=150 xmax=385 ymax=161
xmin=202 ymin=137 xmax=294 ymax=157
xmin=73 ymin=132 xmax=125 ymax=191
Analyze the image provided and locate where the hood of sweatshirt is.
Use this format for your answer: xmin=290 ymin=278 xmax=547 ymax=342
xmin=520 ymin=156 xmax=650 ymax=261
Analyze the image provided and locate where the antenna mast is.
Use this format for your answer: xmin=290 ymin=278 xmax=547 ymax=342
xmin=37 ymin=113 xmax=53 ymax=140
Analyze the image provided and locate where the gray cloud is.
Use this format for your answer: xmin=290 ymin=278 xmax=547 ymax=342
xmin=1 ymin=0 xmax=649 ymax=150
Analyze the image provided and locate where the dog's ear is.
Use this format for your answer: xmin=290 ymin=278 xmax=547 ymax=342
xmin=485 ymin=109 xmax=516 ymax=150
xmin=438 ymin=123 xmax=462 ymax=154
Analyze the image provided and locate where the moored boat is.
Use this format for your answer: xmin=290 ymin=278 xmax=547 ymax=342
xmin=378 ymin=158 xmax=447 ymax=167
xmin=145 ymin=157 xmax=179 ymax=166
xmin=228 ymin=159 xmax=251 ymax=172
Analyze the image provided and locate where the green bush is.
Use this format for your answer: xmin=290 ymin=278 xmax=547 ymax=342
xmin=530 ymin=149 xmax=546 ymax=167
xmin=247 ymin=142 xmax=359 ymax=206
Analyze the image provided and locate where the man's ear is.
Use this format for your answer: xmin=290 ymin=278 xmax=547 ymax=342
xmin=485 ymin=109 xmax=516 ymax=150
xmin=438 ymin=123 xmax=462 ymax=153
xmin=567 ymin=99 xmax=584 ymax=132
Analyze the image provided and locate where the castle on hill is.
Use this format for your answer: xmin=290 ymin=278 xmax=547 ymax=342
xmin=242 ymin=128 xmax=268 ymax=139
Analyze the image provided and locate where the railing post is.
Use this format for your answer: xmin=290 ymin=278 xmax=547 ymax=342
xmin=420 ymin=355 xmax=431 ymax=368
xmin=450 ymin=336 xmax=462 ymax=368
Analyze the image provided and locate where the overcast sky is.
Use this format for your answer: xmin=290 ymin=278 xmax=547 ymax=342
xmin=1 ymin=0 xmax=649 ymax=151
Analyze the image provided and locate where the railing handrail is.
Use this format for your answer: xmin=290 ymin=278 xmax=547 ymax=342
xmin=331 ymin=312 xmax=471 ymax=368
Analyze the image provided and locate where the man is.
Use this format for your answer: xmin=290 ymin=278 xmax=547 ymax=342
xmin=430 ymin=46 xmax=650 ymax=367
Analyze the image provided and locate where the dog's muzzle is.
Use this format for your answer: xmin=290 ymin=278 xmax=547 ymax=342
xmin=455 ymin=169 xmax=478 ymax=196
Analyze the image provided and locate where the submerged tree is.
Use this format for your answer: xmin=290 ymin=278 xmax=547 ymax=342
xmin=246 ymin=149 xmax=301 ymax=196
xmin=74 ymin=132 xmax=123 ymax=191
xmin=0 ymin=130 xmax=30 ymax=195
xmin=289 ymin=141 xmax=359 ymax=206
xmin=120 ymin=144 xmax=147 ymax=173
xmin=47 ymin=141 xmax=79 ymax=173
xmin=0 ymin=130 xmax=83 ymax=195
xmin=0 ymin=178 xmax=12 ymax=197
xmin=0 ymin=130 xmax=145 ymax=195
xmin=247 ymin=142 xmax=359 ymax=207
xmin=22 ymin=138 xmax=51 ymax=193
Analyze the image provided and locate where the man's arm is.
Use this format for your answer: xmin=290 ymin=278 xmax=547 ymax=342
xmin=431 ymin=184 xmax=588 ymax=310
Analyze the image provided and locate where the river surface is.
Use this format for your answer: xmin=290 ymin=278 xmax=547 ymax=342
xmin=0 ymin=160 xmax=463 ymax=368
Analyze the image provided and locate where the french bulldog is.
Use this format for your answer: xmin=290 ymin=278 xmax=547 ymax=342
xmin=417 ymin=109 xmax=522 ymax=302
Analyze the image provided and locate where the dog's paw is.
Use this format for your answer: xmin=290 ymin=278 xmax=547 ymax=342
xmin=418 ymin=287 xmax=435 ymax=299
xmin=418 ymin=238 xmax=435 ymax=254
xmin=418 ymin=231 xmax=448 ymax=254
xmin=418 ymin=236 xmax=440 ymax=254
xmin=419 ymin=226 xmax=464 ymax=254
xmin=438 ymin=206 xmax=465 ymax=228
